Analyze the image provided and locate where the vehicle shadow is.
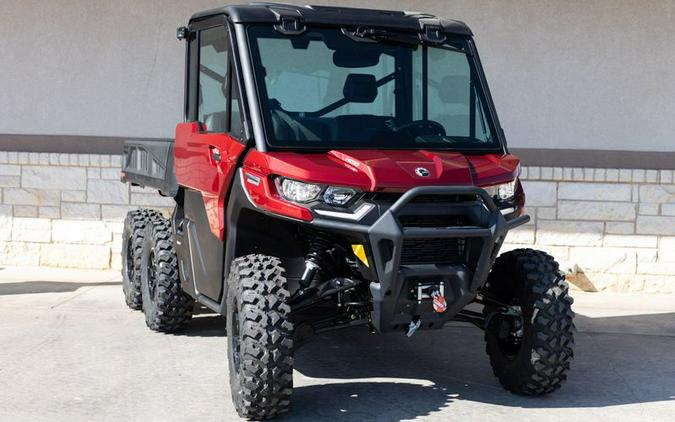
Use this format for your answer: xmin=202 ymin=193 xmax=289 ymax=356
xmin=0 ymin=281 xmax=121 ymax=295
xmin=285 ymin=381 xmax=453 ymax=422
xmin=175 ymin=314 xmax=226 ymax=337
xmin=286 ymin=312 xmax=675 ymax=421
xmin=175 ymin=310 xmax=675 ymax=421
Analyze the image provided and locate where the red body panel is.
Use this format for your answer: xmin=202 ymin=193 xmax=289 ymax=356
xmin=174 ymin=122 xmax=246 ymax=239
xmin=241 ymin=149 xmax=520 ymax=221
xmin=174 ymin=125 xmax=520 ymax=228
xmin=243 ymin=149 xmax=519 ymax=190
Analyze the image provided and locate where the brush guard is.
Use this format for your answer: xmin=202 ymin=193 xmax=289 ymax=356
xmin=364 ymin=186 xmax=528 ymax=333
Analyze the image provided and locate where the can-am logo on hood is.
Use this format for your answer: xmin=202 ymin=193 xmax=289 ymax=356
xmin=415 ymin=167 xmax=431 ymax=177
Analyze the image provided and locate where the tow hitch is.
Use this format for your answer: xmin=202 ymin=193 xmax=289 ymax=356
xmin=406 ymin=318 xmax=421 ymax=338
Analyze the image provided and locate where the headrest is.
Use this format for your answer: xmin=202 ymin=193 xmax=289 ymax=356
xmin=438 ymin=75 xmax=470 ymax=104
xmin=343 ymin=74 xmax=378 ymax=103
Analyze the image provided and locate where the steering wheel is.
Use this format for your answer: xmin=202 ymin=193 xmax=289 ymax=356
xmin=392 ymin=120 xmax=446 ymax=138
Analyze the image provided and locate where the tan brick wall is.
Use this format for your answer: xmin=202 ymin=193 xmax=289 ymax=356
xmin=0 ymin=151 xmax=172 ymax=270
xmin=0 ymin=151 xmax=673 ymax=293
xmin=505 ymin=166 xmax=675 ymax=294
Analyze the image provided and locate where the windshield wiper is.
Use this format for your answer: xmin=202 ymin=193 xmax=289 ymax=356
xmin=435 ymin=44 xmax=470 ymax=55
xmin=414 ymin=135 xmax=465 ymax=145
xmin=343 ymin=27 xmax=469 ymax=54
xmin=344 ymin=27 xmax=421 ymax=46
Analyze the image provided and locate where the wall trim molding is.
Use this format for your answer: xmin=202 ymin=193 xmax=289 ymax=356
xmin=510 ymin=148 xmax=675 ymax=170
xmin=0 ymin=134 xmax=154 ymax=155
xmin=1 ymin=134 xmax=674 ymax=169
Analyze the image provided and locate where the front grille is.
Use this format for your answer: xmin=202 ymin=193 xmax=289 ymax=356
xmin=400 ymin=238 xmax=466 ymax=265
xmin=367 ymin=192 xmax=403 ymax=203
xmin=367 ymin=192 xmax=477 ymax=204
xmin=398 ymin=214 xmax=469 ymax=228
xmin=410 ymin=194 xmax=477 ymax=204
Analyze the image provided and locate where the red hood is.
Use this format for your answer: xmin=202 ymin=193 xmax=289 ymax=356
xmin=244 ymin=149 xmax=520 ymax=191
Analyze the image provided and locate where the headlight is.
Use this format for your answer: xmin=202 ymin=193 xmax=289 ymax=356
xmin=484 ymin=180 xmax=517 ymax=200
xmin=274 ymin=177 xmax=322 ymax=203
xmin=323 ymin=186 xmax=357 ymax=207
xmin=274 ymin=176 xmax=360 ymax=207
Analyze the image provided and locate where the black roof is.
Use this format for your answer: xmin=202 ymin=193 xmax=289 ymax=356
xmin=190 ymin=3 xmax=472 ymax=36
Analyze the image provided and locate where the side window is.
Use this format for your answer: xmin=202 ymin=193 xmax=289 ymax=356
xmin=198 ymin=26 xmax=229 ymax=133
xmin=229 ymin=73 xmax=244 ymax=139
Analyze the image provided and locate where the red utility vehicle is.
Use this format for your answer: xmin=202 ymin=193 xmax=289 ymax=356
xmin=120 ymin=3 xmax=575 ymax=419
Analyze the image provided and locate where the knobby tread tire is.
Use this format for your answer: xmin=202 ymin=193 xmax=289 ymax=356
xmin=483 ymin=248 xmax=575 ymax=396
xmin=226 ymin=254 xmax=294 ymax=420
xmin=141 ymin=216 xmax=194 ymax=333
xmin=121 ymin=209 xmax=163 ymax=310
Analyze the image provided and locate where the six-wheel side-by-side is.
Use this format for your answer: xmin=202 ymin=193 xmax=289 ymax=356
xmin=119 ymin=3 xmax=575 ymax=419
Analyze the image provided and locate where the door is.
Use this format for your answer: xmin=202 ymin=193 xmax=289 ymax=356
xmin=174 ymin=20 xmax=246 ymax=301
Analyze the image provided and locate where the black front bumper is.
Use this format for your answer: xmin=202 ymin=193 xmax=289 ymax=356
xmin=311 ymin=186 xmax=529 ymax=333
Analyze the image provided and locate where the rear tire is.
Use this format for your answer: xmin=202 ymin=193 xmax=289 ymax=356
xmin=140 ymin=216 xmax=194 ymax=333
xmin=483 ymin=249 xmax=575 ymax=395
xmin=226 ymin=254 xmax=294 ymax=420
xmin=121 ymin=209 xmax=161 ymax=310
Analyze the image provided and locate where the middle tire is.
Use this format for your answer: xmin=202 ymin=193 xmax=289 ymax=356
xmin=226 ymin=254 xmax=294 ymax=420
xmin=121 ymin=208 xmax=162 ymax=311
xmin=140 ymin=216 xmax=194 ymax=333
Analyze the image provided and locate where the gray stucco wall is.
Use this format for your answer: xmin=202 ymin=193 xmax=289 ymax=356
xmin=1 ymin=0 xmax=674 ymax=152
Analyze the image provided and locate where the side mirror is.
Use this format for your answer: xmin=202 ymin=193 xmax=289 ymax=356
xmin=177 ymin=26 xmax=189 ymax=41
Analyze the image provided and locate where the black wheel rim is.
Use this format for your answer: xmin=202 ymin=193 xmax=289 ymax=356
xmin=125 ymin=240 xmax=134 ymax=282
xmin=147 ymin=250 xmax=157 ymax=298
xmin=230 ymin=300 xmax=241 ymax=375
xmin=490 ymin=301 xmax=524 ymax=359
xmin=496 ymin=321 xmax=521 ymax=358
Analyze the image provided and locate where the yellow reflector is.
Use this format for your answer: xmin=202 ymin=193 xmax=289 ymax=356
xmin=351 ymin=244 xmax=369 ymax=267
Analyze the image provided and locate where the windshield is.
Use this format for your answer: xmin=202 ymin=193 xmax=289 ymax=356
xmin=248 ymin=26 xmax=501 ymax=151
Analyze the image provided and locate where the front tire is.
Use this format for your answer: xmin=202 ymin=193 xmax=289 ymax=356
xmin=483 ymin=249 xmax=575 ymax=395
xmin=140 ymin=216 xmax=194 ymax=333
xmin=226 ymin=254 xmax=294 ymax=420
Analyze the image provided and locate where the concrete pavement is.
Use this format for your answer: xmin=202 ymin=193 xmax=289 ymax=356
xmin=0 ymin=266 xmax=673 ymax=422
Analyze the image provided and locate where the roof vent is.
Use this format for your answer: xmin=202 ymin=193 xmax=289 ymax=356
xmin=268 ymin=6 xmax=306 ymax=35
xmin=419 ymin=18 xmax=446 ymax=44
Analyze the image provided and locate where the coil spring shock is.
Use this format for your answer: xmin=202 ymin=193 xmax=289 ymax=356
xmin=300 ymin=235 xmax=333 ymax=287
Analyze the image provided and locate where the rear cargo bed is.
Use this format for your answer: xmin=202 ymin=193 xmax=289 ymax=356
xmin=120 ymin=139 xmax=177 ymax=197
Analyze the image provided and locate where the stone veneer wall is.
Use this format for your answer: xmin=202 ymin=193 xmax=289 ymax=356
xmin=0 ymin=151 xmax=172 ymax=270
xmin=509 ymin=167 xmax=675 ymax=294
xmin=0 ymin=151 xmax=673 ymax=293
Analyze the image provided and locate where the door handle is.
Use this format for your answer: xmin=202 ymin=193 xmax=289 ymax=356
xmin=209 ymin=146 xmax=222 ymax=164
